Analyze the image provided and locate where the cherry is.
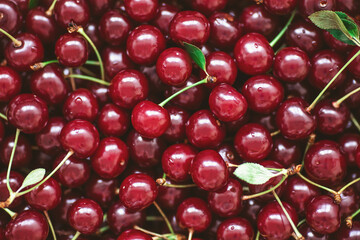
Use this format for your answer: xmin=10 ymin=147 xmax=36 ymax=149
xmin=273 ymin=47 xmax=310 ymax=83
xmin=298 ymin=223 xmax=329 ymax=240
xmin=216 ymin=144 xmax=241 ymax=174
xmin=339 ymin=133 xmax=360 ymax=166
xmin=51 ymin=189 xmax=82 ymax=226
xmin=86 ymin=81 xmax=110 ymax=106
xmin=0 ymin=134 xmax=32 ymax=169
xmin=233 ymin=33 xmax=274 ymax=75
xmin=275 ymin=97 xmax=316 ymax=140
xmin=338 ymin=186 xmax=360 ymax=218
xmin=269 ymin=136 xmax=302 ymax=167
xmin=26 ymin=7 xmax=58 ymax=44
xmin=348 ymin=47 xmax=360 ymax=78
xmin=298 ymin=0 xmax=336 ymax=17
xmin=67 ymin=198 xmax=103 ymax=234
xmin=190 ymin=0 xmax=227 ymax=16
xmin=185 ymin=109 xmax=226 ymax=149
xmin=126 ymin=25 xmax=165 ymax=65
xmin=306 ymin=195 xmax=341 ymax=234
xmin=5 ymin=33 xmax=44 ymax=71
xmin=5 ymin=210 xmax=49 ymax=240
xmin=99 ymin=10 xmax=132 ymax=46
xmin=263 ymin=0 xmax=297 ymax=15
xmin=305 ymin=140 xmax=346 ymax=187
xmin=55 ymin=33 xmax=89 ymax=67
xmin=216 ymin=217 xmax=254 ymax=240
xmin=97 ymin=103 xmax=130 ymax=137
xmin=176 ymin=197 xmax=212 ymax=232
xmin=124 ymin=0 xmax=159 ymax=22
xmin=119 ymin=173 xmax=158 ymax=211
xmin=0 ymin=171 xmax=24 ymax=208
xmin=83 ymin=21 xmax=103 ymax=48
xmin=117 ymin=229 xmax=152 ymax=240
xmin=30 ymin=64 xmax=70 ymax=105
xmin=337 ymin=0 xmax=360 ymax=14
xmin=323 ymin=30 xmax=353 ymax=52
xmin=87 ymin=0 xmax=112 ymax=16
xmin=257 ymin=201 xmax=298 ymax=240
xmin=91 ymin=137 xmax=129 ymax=179
xmin=0 ymin=0 xmax=21 ymax=36
xmin=109 ymin=69 xmax=149 ymax=109
xmin=35 ymin=117 xmax=65 ymax=155
xmin=54 ymin=0 xmax=90 ymax=28
xmin=0 ymin=66 xmax=21 ymax=102
xmin=85 ymin=175 xmax=118 ymax=207
xmin=284 ymin=80 xmax=315 ymax=103
xmin=335 ymin=221 xmax=360 ymax=239
xmin=169 ymin=10 xmax=210 ymax=46
xmin=234 ymin=123 xmax=272 ymax=162
xmin=337 ymin=78 xmax=360 ymax=112
xmin=152 ymin=3 xmax=179 ymax=37
xmin=157 ymin=178 xmax=190 ymax=211
xmin=163 ymin=106 xmax=189 ymax=143
xmin=102 ymin=47 xmax=134 ymax=79
xmin=25 ymin=177 xmax=62 ymax=211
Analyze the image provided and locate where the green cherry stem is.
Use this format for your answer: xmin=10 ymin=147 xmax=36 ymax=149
xmin=6 ymin=128 xmax=20 ymax=195
xmin=350 ymin=113 xmax=360 ymax=133
xmin=297 ymin=219 xmax=306 ymax=227
xmin=296 ymin=172 xmax=337 ymax=195
xmin=242 ymin=175 xmax=288 ymax=200
xmin=30 ymin=60 xmax=100 ymax=71
xmin=68 ymin=68 xmax=76 ymax=91
xmin=146 ymin=216 xmax=164 ymax=221
xmin=333 ymin=86 xmax=360 ymax=108
xmin=45 ymin=0 xmax=57 ymax=16
xmin=338 ymin=177 xmax=360 ymax=195
xmin=44 ymin=210 xmax=57 ymax=240
xmin=2 ymin=208 xmax=17 ymax=218
xmin=66 ymin=74 xmax=110 ymax=86
xmin=71 ymin=231 xmax=81 ymax=240
xmin=269 ymin=10 xmax=297 ymax=47
xmin=0 ymin=112 xmax=7 ymax=121
xmin=133 ymin=225 xmax=166 ymax=239
xmin=0 ymin=28 xmax=21 ymax=47
xmin=153 ymin=201 xmax=174 ymax=234
xmin=300 ymin=133 xmax=316 ymax=171
xmin=255 ymin=231 xmax=260 ymax=240
xmin=97 ymin=225 xmax=110 ymax=235
xmin=346 ymin=208 xmax=360 ymax=228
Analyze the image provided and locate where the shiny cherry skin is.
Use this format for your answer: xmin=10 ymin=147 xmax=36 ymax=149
xmin=119 ymin=173 xmax=158 ymax=211
xmin=209 ymin=83 xmax=247 ymax=122
xmin=348 ymin=47 xmax=360 ymax=78
xmin=185 ymin=109 xmax=226 ymax=149
xmin=126 ymin=25 xmax=165 ymax=65
xmin=298 ymin=223 xmax=329 ymax=240
xmin=190 ymin=0 xmax=227 ymax=16
xmin=60 ymin=119 xmax=99 ymax=158
xmin=339 ymin=133 xmax=360 ymax=166
xmin=298 ymin=0 xmax=336 ymax=17
xmin=84 ymin=21 xmax=103 ymax=49
xmin=67 ymin=198 xmax=103 ymax=234
xmin=55 ymin=33 xmax=88 ymax=67
xmin=54 ymin=0 xmax=90 ymax=28
xmin=335 ymin=221 xmax=360 ymax=239
xmin=97 ymin=103 xmax=129 ymax=137
xmin=191 ymin=149 xmax=229 ymax=191
xmin=162 ymin=143 xmax=197 ymax=182
xmin=109 ymin=69 xmax=149 ymax=109
xmin=86 ymin=82 xmax=109 ymax=106
xmin=156 ymin=47 xmax=192 ymax=86
xmin=257 ymin=201 xmax=298 ymax=240
xmin=305 ymin=140 xmax=346 ymax=187
xmin=234 ymin=33 xmax=274 ymax=76
xmin=0 ymin=135 xmax=32 ymax=169
xmin=50 ymin=189 xmax=82 ymax=226
xmin=107 ymin=201 xmax=145 ymax=235
xmin=0 ymin=171 xmax=24 ymax=208
xmin=275 ymin=97 xmax=316 ymax=140
xmin=157 ymin=178 xmax=190 ymax=211
xmin=273 ymin=47 xmax=310 ymax=83
xmin=217 ymin=217 xmax=254 ymax=240
xmin=163 ymin=106 xmax=189 ymax=143
xmin=91 ymin=137 xmax=129 ymax=179
xmin=306 ymin=195 xmax=341 ymax=234
xmin=241 ymin=199 xmax=263 ymax=226
xmin=169 ymin=10 xmax=210 ymax=46
xmin=216 ymin=144 xmax=241 ymax=174
xmin=85 ymin=175 xmax=118 ymax=207
xmin=5 ymin=33 xmax=44 ymax=71
xmin=176 ymin=197 xmax=212 ymax=232
xmin=269 ymin=136 xmax=301 ymax=167
xmin=7 ymin=94 xmax=48 ymax=134
xmin=284 ymin=80 xmax=315 ymax=103
xmin=102 ymin=47 xmax=134 ymax=79
xmin=152 ymin=3 xmax=179 ymax=37
xmin=26 ymin=7 xmax=58 ymax=44
xmin=99 ymin=10 xmax=132 ymax=46
xmin=263 ymin=0 xmax=297 ymax=15
xmin=208 ymin=178 xmax=242 ymax=217
xmin=234 ymin=123 xmax=272 ymax=162
xmin=0 ymin=0 xmax=21 ymax=35
xmin=124 ymin=0 xmax=158 ymax=22
xmin=5 ymin=210 xmax=48 ymax=240
xmin=35 ymin=117 xmax=66 ymax=155
xmin=30 ymin=64 xmax=70 ymax=105
xmin=242 ymin=75 xmax=284 ymax=114
xmin=338 ymin=186 xmax=360 ymax=218
xmin=117 ymin=229 xmax=152 ymax=240
xmin=0 ymin=66 xmax=21 ymax=102
xmin=25 ymin=177 xmax=61 ymax=211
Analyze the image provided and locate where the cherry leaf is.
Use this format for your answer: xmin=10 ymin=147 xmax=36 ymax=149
xmin=20 ymin=168 xmax=46 ymax=190
xmin=183 ymin=42 xmax=206 ymax=72
xmin=29 ymin=0 xmax=40 ymax=9
xmin=233 ymin=163 xmax=278 ymax=185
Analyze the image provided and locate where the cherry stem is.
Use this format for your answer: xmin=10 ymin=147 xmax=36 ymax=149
xmin=66 ymin=74 xmax=110 ymax=86
xmin=158 ymin=77 xmax=208 ymax=107
xmin=0 ymin=112 xmax=7 ymax=121
xmin=350 ymin=113 xmax=360 ymax=133
xmin=270 ymin=130 xmax=280 ymax=136
xmin=162 ymin=182 xmax=197 ymax=188
xmin=79 ymin=66 xmax=97 ymax=77
xmin=242 ymin=175 xmax=287 ymax=200
xmin=297 ymin=219 xmax=306 ymax=227
xmin=17 ymin=150 xmax=74 ymax=197
xmin=346 ymin=208 xmax=360 ymax=228
xmin=45 ymin=0 xmax=57 ymax=16
xmin=71 ymin=231 xmax=81 ymax=240
xmin=146 ymin=216 xmax=164 ymax=221
xmin=269 ymin=10 xmax=297 ymax=47
xmin=44 ymin=210 xmax=57 ymax=240
xmin=350 ymin=208 xmax=360 ymax=221
xmin=97 ymin=225 xmax=110 ymax=235
xmin=307 ymin=48 xmax=360 ymax=112
xmin=255 ymin=231 xmax=260 ymax=240
xmin=31 ymin=60 xmax=100 ymax=71
xmin=0 ymin=28 xmax=21 ymax=47
xmin=6 ymin=128 xmax=20 ymax=195
xmin=153 ymin=201 xmax=174 ymax=234
xmin=188 ymin=229 xmax=194 ymax=240
xmin=296 ymin=172 xmax=337 ymax=195
xmin=338 ymin=177 xmax=360 ymax=195
xmin=68 ymin=68 xmax=76 ymax=91
xmin=2 ymin=208 xmax=16 ymax=218
xmin=300 ymin=133 xmax=316 ymax=171
xmin=134 ymin=225 xmax=166 ymax=239
xmin=333 ymin=86 xmax=360 ymax=108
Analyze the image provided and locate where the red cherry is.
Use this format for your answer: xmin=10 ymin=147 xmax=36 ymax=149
xmin=0 ymin=171 xmax=24 ymax=208
xmin=124 ymin=0 xmax=159 ymax=22
xmin=97 ymin=103 xmax=130 ymax=137
xmin=55 ymin=33 xmax=89 ymax=68
xmin=163 ymin=106 xmax=189 ymax=143
xmin=263 ymin=0 xmax=297 ymax=15
xmin=298 ymin=0 xmax=336 ymax=17
xmin=0 ymin=66 xmax=21 ymax=102
xmin=102 ymin=47 xmax=135 ymax=79
xmin=54 ymin=0 xmax=90 ymax=28
xmin=99 ymin=10 xmax=132 ymax=46
xmin=85 ymin=175 xmax=118 ymax=208
xmin=190 ymin=0 xmax=227 ymax=16
xmin=35 ymin=117 xmax=66 ymax=155
xmin=339 ymin=133 xmax=360 ymax=166
xmin=217 ymin=217 xmax=254 ymax=240
xmin=0 ymin=134 xmax=32 ymax=169
xmin=157 ymin=178 xmax=190 ymax=211
xmin=269 ymin=136 xmax=302 ymax=167
xmin=152 ymin=3 xmax=179 ymax=37
xmin=117 ymin=229 xmax=152 ymax=240
xmin=0 ymin=0 xmax=21 ymax=36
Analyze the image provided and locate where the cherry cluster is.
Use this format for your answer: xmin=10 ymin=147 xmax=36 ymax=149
xmin=0 ymin=0 xmax=360 ymax=240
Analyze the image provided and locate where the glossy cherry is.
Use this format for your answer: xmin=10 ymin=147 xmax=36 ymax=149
xmin=26 ymin=7 xmax=58 ymax=44
xmin=117 ymin=229 xmax=152 ymax=240
xmin=338 ymin=186 xmax=360 ymax=218
xmin=0 ymin=66 xmax=21 ymax=102
xmin=124 ymin=0 xmax=159 ymax=22
xmin=0 ymin=134 xmax=32 ymax=169
xmin=97 ymin=103 xmax=129 ymax=137
xmin=216 ymin=217 xmax=254 ymax=240
xmin=99 ymin=10 xmax=132 ymax=46
xmin=298 ymin=0 xmax=336 ymax=17
xmin=35 ymin=117 xmax=66 ymax=155
xmin=335 ymin=221 xmax=360 ymax=239
xmin=102 ymin=47 xmax=134 ymax=79
xmin=298 ymin=223 xmax=329 ymax=240
xmin=157 ymin=178 xmax=190 ymax=211
xmin=85 ymin=175 xmax=118 ymax=208
xmin=0 ymin=171 xmax=24 ymax=208
xmin=348 ymin=47 xmax=360 ymax=78
xmin=152 ymin=3 xmax=179 ymax=37
xmin=54 ymin=0 xmax=90 ymax=28
xmin=163 ymin=106 xmax=189 ymax=143
xmin=50 ymin=189 xmax=82 ymax=226
xmin=55 ymin=33 xmax=88 ymax=67
xmin=269 ymin=136 xmax=302 ymax=167
xmin=190 ymin=0 xmax=227 ymax=16
xmin=0 ymin=0 xmax=21 ymax=36
xmin=339 ymin=133 xmax=360 ymax=166
xmin=263 ymin=0 xmax=297 ymax=15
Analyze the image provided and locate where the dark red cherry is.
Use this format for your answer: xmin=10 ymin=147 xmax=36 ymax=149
xmin=5 ymin=210 xmax=48 ymax=240
xmin=87 ymin=81 xmax=110 ymax=107
xmin=275 ymin=97 xmax=316 ymax=140
xmin=185 ymin=109 xmax=226 ymax=149
xmin=26 ymin=7 xmax=58 ymax=44
xmin=91 ymin=137 xmax=129 ymax=179
xmin=54 ymin=0 xmax=90 ymax=28
xmin=5 ymin=33 xmax=44 ymax=71
xmin=97 ymin=103 xmax=129 ymax=137
xmin=107 ymin=201 xmax=145 ymax=235
xmin=87 ymin=0 xmax=112 ymax=15
xmin=117 ymin=229 xmax=152 ymax=240
xmin=102 ymin=47 xmax=134 ymax=79
xmin=306 ymin=195 xmax=340 ymax=234
xmin=157 ymin=178 xmax=190 ymax=211
xmin=335 ymin=221 xmax=360 ymax=239
xmin=337 ymin=0 xmax=359 ymax=14
xmin=0 ymin=0 xmax=21 ymax=36
xmin=55 ymin=33 xmax=88 ymax=67
xmin=59 ymin=119 xmax=99 ymax=158
xmin=217 ymin=217 xmax=254 ymax=240
xmin=263 ymin=0 xmax=297 ymax=15
xmin=67 ymin=198 xmax=103 ymax=234
xmin=50 ymin=189 xmax=82 ymax=226
xmin=84 ymin=21 xmax=103 ymax=48
xmin=305 ymin=140 xmax=346 ymax=187
xmin=109 ymin=69 xmax=149 ymax=109
xmin=298 ymin=0 xmax=336 ymax=17
xmin=176 ymin=197 xmax=212 ymax=232
xmin=284 ymin=80 xmax=315 ymax=103
xmin=0 ymin=134 xmax=32 ymax=170
xmin=216 ymin=144 xmax=241 ymax=174
xmin=163 ymin=106 xmax=189 ymax=143
xmin=323 ymin=30 xmax=353 ymax=52
xmin=35 ymin=117 xmax=65 ymax=155
xmin=126 ymin=25 xmax=165 ymax=65
xmin=234 ymin=33 xmax=274 ymax=75
xmin=7 ymin=94 xmax=48 ymax=134
xmin=0 ymin=171 xmax=24 ymax=208
xmin=0 ymin=66 xmax=21 ymax=102
xmin=234 ymin=123 xmax=272 ymax=162
xmin=191 ymin=149 xmax=229 ymax=191
xmin=124 ymin=0 xmax=158 ymax=22
xmin=119 ymin=173 xmax=158 ymax=211
xmin=241 ymin=199 xmax=263 ymax=226
xmin=85 ymin=175 xmax=118 ymax=208
xmin=298 ymin=223 xmax=329 ymax=240
xmin=152 ymin=3 xmax=179 ymax=37
xmin=257 ymin=201 xmax=298 ymax=240
xmin=338 ymin=186 xmax=360 ymax=219
xmin=190 ymin=0 xmax=227 ymax=16
xmin=99 ymin=10 xmax=132 ymax=46
xmin=169 ymin=11 xmax=210 ymax=46
xmin=269 ymin=136 xmax=302 ymax=167
xmin=339 ymin=133 xmax=360 ymax=166
xmin=273 ymin=47 xmax=310 ymax=83
xmin=348 ymin=47 xmax=360 ymax=78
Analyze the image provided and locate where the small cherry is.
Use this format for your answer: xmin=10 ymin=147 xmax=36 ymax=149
xmin=97 ymin=103 xmax=130 ymax=137
xmin=26 ymin=7 xmax=58 ymax=44
xmin=0 ymin=66 xmax=21 ymax=102
xmin=263 ymin=0 xmax=297 ymax=15
xmin=0 ymin=171 xmax=24 ymax=208
xmin=85 ymin=175 xmax=118 ymax=208
xmin=157 ymin=178 xmax=190 ymax=211
xmin=0 ymin=1 xmax=21 ymax=36
xmin=216 ymin=217 xmax=254 ymax=240
xmin=54 ymin=0 xmax=90 ymax=28
xmin=124 ymin=0 xmax=159 ymax=22
xmin=55 ymin=33 xmax=89 ymax=67
xmin=35 ymin=117 xmax=66 ymax=155
xmin=117 ymin=229 xmax=152 ymax=240
xmin=99 ymin=10 xmax=132 ymax=46
xmin=163 ymin=106 xmax=189 ymax=143
xmin=269 ymin=136 xmax=302 ymax=167
xmin=152 ymin=3 xmax=179 ymax=37
xmin=102 ymin=47 xmax=134 ymax=79
xmin=298 ymin=0 xmax=336 ymax=17
xmin=0 ymin=134 xmax=32 ymax=169
xmin=190 ymin=0 xmax=227 ymax=16
xmin=339 ymin=133 xmax=360 ymax=166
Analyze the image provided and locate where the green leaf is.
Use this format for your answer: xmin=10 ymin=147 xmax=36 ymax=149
xmin=233 ymin=163 xmax=279 ymax=185
xmin=20 ymin=168 xmax=46 ymax=190
xmin=183 ymin=42 xmax=206 ymax=72
xmin=29 ymin=0 xmax=40 ymax=9
xmin=328 ymin=29 xmax=357 ymax=45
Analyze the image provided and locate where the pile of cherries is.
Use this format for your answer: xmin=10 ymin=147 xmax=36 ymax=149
xmin=1 ymin=0 xmax=360 ymax=239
